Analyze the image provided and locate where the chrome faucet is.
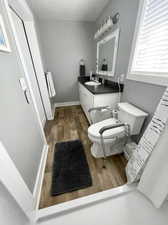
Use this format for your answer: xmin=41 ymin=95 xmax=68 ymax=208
xmin=90 ymin=71 xmax=94 ymax=81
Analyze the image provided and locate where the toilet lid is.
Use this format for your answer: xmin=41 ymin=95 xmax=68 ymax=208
xmin=88 ymin=118 xmax=125 ymax=139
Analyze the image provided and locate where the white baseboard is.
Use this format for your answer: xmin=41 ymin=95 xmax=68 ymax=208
xmin=55 ymin=101 xmax=80 ymax=108
xmin=33 ymin=144 xmax=49 ymax=210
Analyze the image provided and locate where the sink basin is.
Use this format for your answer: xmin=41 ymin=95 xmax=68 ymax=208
xmin=85 ymin=81 xmax=101 ymax=86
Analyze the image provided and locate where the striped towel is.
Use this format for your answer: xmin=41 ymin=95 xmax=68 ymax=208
xmin=126 ymin=87 xmax=168 ymax=183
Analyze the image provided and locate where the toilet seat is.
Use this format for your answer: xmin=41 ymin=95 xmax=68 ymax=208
xmin=88 ymin=118 xmax=127 ymax=158
xmin=88 ymin=103 xmax=148 ymax=158
xmin=88 ymin=118 xmax=125 ymax=141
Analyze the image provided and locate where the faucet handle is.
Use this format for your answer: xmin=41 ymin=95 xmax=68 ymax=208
xmin=90 ymin=71 xmax=93 ymax=80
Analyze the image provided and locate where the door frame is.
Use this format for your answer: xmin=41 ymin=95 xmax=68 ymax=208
xmin=6 ymin=0 xmax=47 ymax=144
xmin=8 ymin=0 xmax=54 ymax=122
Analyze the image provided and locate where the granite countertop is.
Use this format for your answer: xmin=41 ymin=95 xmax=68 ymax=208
xmin=78 ymin=76 xmax=124 ymax=95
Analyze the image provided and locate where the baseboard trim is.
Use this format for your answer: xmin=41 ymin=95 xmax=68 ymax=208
xmin=55 ymin=101 xmax=80 ymax=108
xmin=42 ymin=117 xmax=46 ymax=128
xmin=33 ymin=144 xmax=49 ymax=210
xmin=52 ymin=105 xmax=56 ymax=120
xmin=48 ymin=105 xmax=55 ymax=121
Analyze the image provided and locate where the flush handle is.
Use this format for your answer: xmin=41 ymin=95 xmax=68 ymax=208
xmin=24 ymin=90 xmax=30 ymax=104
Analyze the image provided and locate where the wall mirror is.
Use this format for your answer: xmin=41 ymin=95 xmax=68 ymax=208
xmin=96 ymin=28 xmax=120 ymax=76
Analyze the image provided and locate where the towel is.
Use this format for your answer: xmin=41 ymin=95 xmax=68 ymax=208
xmin=46 ymin=72 xmax=56 ymax=98
xmin=138 ymin=123 xmax=168 ymax=208
xmin=137 ymin=89 xmax=168 ymax=208
xmin=126 ymin=87 xmax=168 ymax=184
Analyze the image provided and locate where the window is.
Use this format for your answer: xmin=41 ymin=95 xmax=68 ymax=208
xmin=128 ymin=0 xmax=168 ymax=85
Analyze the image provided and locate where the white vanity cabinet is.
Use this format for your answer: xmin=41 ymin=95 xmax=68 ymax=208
xmin=79 ymin=83 xmax=120 ymax=123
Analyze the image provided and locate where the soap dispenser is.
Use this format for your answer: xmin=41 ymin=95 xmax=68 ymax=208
xmin=79 ymin=59 xmax=86 ymax=76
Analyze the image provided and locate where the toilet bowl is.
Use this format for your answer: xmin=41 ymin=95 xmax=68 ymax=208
xmin=88 ymin=103 xmax=148 ymax=158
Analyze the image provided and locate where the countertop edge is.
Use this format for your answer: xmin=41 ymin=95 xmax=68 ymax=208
xmin=78 ymin=78 xmax=124 ymax=95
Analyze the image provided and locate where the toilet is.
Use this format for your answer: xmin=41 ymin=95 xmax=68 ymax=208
xmin=88 ymin=102 xmax=148 ymax=158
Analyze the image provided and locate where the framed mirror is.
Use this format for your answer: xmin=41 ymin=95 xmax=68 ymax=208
xmin=96 ymin=28 xmax=120 ymax=76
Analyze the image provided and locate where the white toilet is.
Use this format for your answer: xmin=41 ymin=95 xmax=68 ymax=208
xmin=88 ymin=102 xmax=148 ymax=158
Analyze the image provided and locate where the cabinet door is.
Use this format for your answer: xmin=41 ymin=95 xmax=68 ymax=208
xmin=94 ymin=93 xmax=119 ymax=108
xmin=79 ymin=83 xmax=94 ymax=122
xmin=79 ymin=83 xmax=84 ymax=106
xmin=79 ymin=83 xmax=87 ymax=110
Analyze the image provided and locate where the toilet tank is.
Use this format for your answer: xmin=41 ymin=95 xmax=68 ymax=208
xmin=118 ymin=103 xmax=148 ymax=135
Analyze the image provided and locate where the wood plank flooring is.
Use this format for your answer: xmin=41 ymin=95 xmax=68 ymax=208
xmin=39 ymin=105 xmax=127 ymax=209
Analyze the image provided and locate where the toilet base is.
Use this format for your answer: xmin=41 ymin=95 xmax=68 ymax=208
xmin=91 ymin=138 xmax=126 ymax=158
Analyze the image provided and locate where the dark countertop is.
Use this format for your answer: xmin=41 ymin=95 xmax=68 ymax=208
xmin=78 ymin=76 xmax=124 ymax=95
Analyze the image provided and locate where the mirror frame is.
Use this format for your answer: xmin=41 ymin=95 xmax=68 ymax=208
xmin=96 ymin=28 xmax=120 ymax=76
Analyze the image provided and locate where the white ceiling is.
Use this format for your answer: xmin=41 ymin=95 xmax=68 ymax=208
xmin=27 ymin=0 xmax=109 ymax=22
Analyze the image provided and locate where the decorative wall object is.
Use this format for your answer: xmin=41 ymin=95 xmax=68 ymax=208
xmin=0 ymin=14 xmax=11 ymax=52
xmin=94 ymin=13 xmax=120 ymax=40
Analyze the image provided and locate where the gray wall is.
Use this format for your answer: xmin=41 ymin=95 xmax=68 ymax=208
xmin=36 ymin=20 xmax=95 ymax=103
xmin=0 ymin=183 xmax=28 ymax=225
xmin=96 ymin=0 xmax=166 ymax=140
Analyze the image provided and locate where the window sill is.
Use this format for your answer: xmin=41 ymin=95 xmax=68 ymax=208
xmin=127 ymin=73 xmax=168 ymax=87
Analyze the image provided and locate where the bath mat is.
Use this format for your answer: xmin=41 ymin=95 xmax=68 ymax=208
xmin=51 ymin=140 xmax=92 ymax=196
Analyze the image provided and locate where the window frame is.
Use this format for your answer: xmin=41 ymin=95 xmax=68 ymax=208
xmin=127 ymin=0 xmax=168 ymax=86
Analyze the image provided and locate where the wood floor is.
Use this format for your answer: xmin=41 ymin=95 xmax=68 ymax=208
xmin=39 ymin=105 xmax=127 ymax=209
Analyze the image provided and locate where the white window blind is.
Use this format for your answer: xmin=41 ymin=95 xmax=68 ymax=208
xmin=131 ymin=0 xmax=168 ymax=75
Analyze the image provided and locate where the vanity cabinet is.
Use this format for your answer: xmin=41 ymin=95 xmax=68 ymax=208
xmin=79 ymin=83 xmax=120 ymax=123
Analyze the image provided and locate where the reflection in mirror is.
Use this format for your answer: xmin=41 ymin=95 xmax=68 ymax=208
xmin=101 ymin=59 xmax=108 ymax=71
xmin=96 ymin=28 xmax=120 ymax=76
xmin=99 ymin=38 xmax=115 ymax=72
